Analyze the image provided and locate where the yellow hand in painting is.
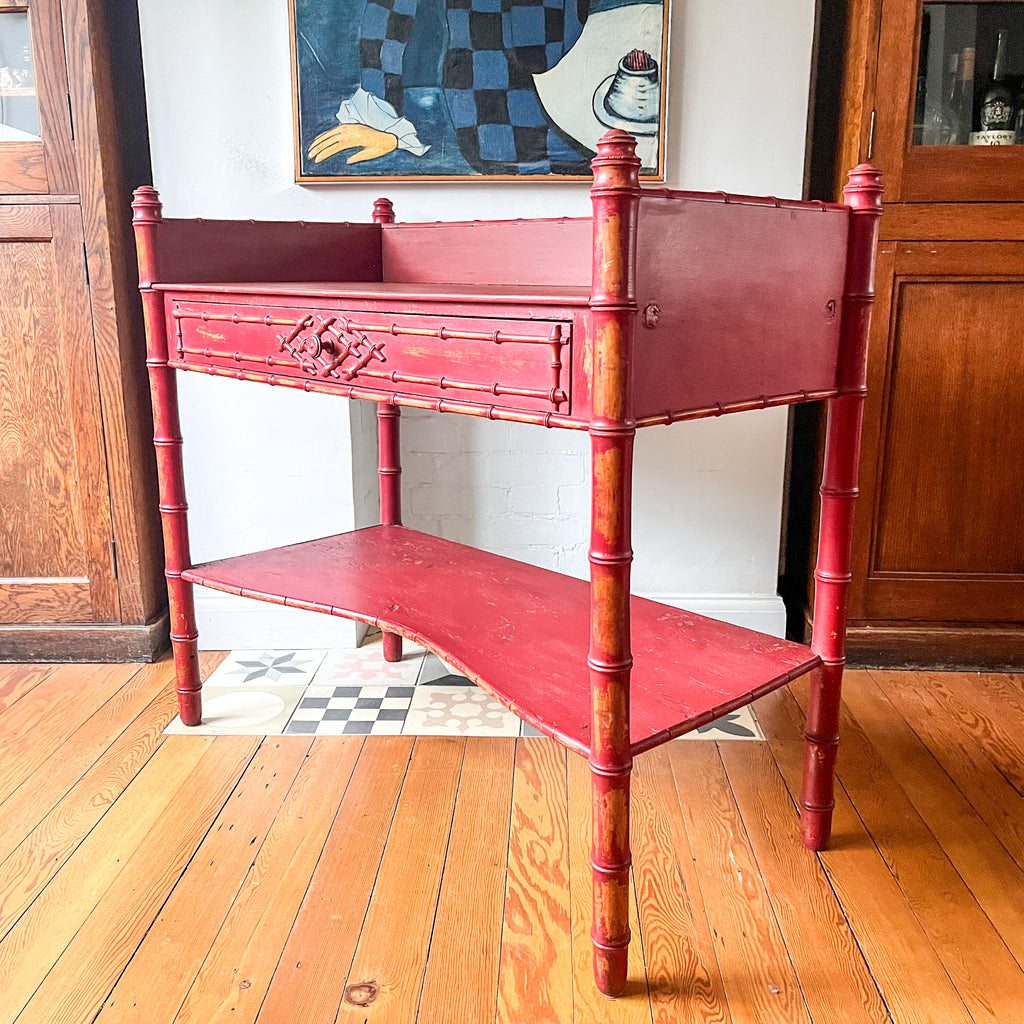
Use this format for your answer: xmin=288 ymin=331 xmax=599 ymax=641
xmin=307 ymin=124 xmax=398 ymax=165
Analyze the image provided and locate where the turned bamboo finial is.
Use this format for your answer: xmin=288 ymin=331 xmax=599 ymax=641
xmin=372 ymin=197 xmax=395 ymax=224
xmin=590 ymin=130 xmax=641 ymax=193
xmin=843 ymin=164 xmax=884 ymax=212
xmin=836 ymin=164 xmax=883 ymax=394
xmin=131 ymin=185 xmax=163 ymax=224
xmin=589 ymin=131 xmax=641 ymax=314
xmin=132 ymin=186 xmax=163 ymax=288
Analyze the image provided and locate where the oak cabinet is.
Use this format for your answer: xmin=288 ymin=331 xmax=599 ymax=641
xmin=789 ymin=0 xmax=1024 ymax=666
xmin=0 ymin=1 xmax=166 ymax=660
xmin=853 ymin=241 xmax=1024 ymax=629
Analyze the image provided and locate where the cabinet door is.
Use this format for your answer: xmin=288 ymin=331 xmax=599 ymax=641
xmin=875 ymin=0 xmax=1024 ymax=201
xmin=0 ymin=0 xmax=75 ymax=195
xmin=852 ymin=240 xmax=1024 ymax=622
xmin=0 ymin=203 xmax=117 ymax=624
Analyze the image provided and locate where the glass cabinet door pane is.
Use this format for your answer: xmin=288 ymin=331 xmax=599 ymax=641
xmin=914 ymin=2 xmax=1024 ymax=147
xmin=0 ymin=11 xmax=40 ymax=142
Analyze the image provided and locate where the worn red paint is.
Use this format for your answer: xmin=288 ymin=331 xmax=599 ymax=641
xmin=132 ymin=186 xmax=202 ymax=726
xmin=132 ymin=136 xmax=881 ymax=999
xmin=801 ymin=164 xmax=884 ymax=851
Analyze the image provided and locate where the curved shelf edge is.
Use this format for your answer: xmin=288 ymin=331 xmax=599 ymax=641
xmin=182 ymin=526 xmax=821 ymax=757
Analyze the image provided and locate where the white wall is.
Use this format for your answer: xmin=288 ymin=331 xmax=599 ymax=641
xmin=137 ymin=0 xmax=815 ymax=647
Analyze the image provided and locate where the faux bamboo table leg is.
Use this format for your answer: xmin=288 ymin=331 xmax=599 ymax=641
xmin=378 ymin=401 xmax=403 ymax=663
xmin=588 ymin=129 xmax=641 ymax=997
xmin=801 ymin=164 xmax=883 ymax=850
xmin=132 ymin=187 xmax=202 ymax=725
xmin=372 ymin=197 xmax=404 ymax=663
xmin=802 ymin=393 xmax=860 ymax=848
xmin=588 ymin=424 xmax=635 ymax=996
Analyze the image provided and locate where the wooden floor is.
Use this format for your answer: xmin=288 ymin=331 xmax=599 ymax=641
xmin=2 ymin=655 xmax=1024 ymax=1023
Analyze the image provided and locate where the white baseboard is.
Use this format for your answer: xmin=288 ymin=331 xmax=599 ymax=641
xmin=642 ymin=594 xmax=788 ymax=639
xmin=195 ymin=592 xmax=367 ymax=650
xmin=195 ymin=591 xmax=786 ymax=651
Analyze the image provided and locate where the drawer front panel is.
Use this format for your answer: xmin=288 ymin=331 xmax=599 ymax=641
xmin=168 ymin=300 xmax=571 ymax=414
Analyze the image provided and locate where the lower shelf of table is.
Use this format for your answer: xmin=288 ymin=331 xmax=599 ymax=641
xmin=181 ymin=525 xmax=820 ymax=757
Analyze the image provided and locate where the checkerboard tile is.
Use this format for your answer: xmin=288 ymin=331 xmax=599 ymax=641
xmin=165 ymin=647 xmax=766 ymax=741
xmin=286 ymin=684 xmax=415 ymax=736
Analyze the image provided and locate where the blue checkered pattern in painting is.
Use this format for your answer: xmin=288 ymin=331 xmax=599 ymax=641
xmin=443 ymin=0 xmax=589 ymax=174
xmin=358 ymin=0 xmax=421 ymax=115
xmin=358 ymin=0 xmax=592 ymax=175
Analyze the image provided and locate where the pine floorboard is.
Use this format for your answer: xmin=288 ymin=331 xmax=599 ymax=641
xmin=2 ymin=656 xmax=1024 ymax=1022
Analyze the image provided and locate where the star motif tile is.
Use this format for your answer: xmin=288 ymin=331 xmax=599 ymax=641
xmin=205 ymin=649 xmax=326 ymax=687
xmin=677 ymin=704 xmax=764 ymax=741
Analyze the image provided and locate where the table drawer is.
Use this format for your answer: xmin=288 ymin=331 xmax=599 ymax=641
xmin=169 ymin=300 xmax=571 ymax=415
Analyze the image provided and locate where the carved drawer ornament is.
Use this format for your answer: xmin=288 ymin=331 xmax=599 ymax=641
xmin=278 ymin=315 xmax=387 ymax=380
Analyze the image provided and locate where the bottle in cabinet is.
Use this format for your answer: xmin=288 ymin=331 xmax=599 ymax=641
xmin=912 ymin=9 xmax=931 ymax=145
xmin=951 ymin=46 xmax=975 ymax=144
xmin=922 ymin=52 xmax=958 ymax=144
xmin=973 ymin=29 xmax=1015 ymax=144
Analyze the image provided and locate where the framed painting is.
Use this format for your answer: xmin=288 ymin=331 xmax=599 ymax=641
xmin=289 ymin=0 xmax=670 ymax=182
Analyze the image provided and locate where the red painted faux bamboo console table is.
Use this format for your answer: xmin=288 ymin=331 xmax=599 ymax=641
xmin=133 ymin=130 xmax=881 ymax=998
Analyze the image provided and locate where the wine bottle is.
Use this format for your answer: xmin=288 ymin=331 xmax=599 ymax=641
xmin=952 ymin=47 xmax=976 ymax=144
xmin=912 ymin=12 xmax=932 ymax=145
xmin=927 ymin=52 xmax=961 ymax=145
xmin=980 ymin=30 xmax=1014 ymax=132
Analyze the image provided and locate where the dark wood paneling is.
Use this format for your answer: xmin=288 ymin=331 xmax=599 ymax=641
xmin=0 ymin=227 xmax=89 ymax=578
xmin=1 ymin=2 xmax=167 ymax=654
xmin=0 ymin=203 xmax=51 ymax=239
xmin=828 ymin=0 xmax=881 ymax=198
xmin=881 ymin=204 xmax=1024 ymax=242
xmin=0 ymin=204 xmax=118 ymax=624
xmin=902 ymin=147 xmax=1024 ymax=204
xmin=790 ymin=0 xmax=1024 ymax=665
xmin=845 ymin=619 xmax=1024 ymax=670
xmin=0 ymin=582 xmax=92 ymax=624
xmin=0 ymin=142 xmax=48 ymax=194
xmin=847 ymin=243 xmax=896 ymax=620
xmin=874 ymin=281 xmax=1024 ymax=579
xmin=0 ymin=611 xmax=169 ymax=661
xmin=869 ymin=0 xmax=915 ymax=199
xmin=65 ymin=0 xmax=161 ymax=624
xmin=32 ymin=0 xmax=75 ymax=194
xmin=800 ymin=604 xmax=1024 ymax=669
xmin=859 ymin=275 xmax=1024 ymax=622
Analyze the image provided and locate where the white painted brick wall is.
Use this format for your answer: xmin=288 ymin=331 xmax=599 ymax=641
xmin=402 ymin=411 xmax=590 ymax=578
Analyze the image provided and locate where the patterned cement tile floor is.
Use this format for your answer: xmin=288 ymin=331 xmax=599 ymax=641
xmin=164 ymin=634 xmax=764 ymax=741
